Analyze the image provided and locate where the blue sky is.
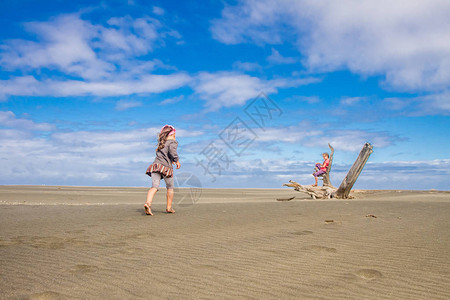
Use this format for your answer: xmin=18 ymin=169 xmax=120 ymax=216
xmin=1 ymin=0 xmax=449 ymax=190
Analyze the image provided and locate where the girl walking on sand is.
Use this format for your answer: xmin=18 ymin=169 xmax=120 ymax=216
xmin=144 ymin=125 xmax=181 ymax=215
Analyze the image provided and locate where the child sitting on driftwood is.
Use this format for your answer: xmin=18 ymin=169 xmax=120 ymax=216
xmin=312 ymin=153 xmax=330 ymax=186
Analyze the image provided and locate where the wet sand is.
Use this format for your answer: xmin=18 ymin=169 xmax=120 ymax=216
xmin=1 ymin=186 xmax=449 ymax=299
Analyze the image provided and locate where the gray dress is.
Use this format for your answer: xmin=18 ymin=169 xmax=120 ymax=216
xmin=146 ymin=140 xmax=179 ymax=178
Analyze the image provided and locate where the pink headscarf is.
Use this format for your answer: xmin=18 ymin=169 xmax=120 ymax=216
xmin=161 ymin=124 xmax=176 ymax=136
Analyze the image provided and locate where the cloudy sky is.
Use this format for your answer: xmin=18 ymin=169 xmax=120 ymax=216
xmin=1 ymin=0 xmax=449 ymax=190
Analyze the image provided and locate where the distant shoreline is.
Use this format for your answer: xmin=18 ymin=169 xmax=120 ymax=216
xmin=1 ymin=185 xmax=449 ymax=206
xmin=1 ymin=184 xmax=448 ymax=192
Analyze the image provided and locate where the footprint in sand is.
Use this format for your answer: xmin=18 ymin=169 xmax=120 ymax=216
xmin=0 ymin=239 xmax=20 ymax=247
xmin=29 ymin=237 xmax=67 ymax=250
xmin=27 ymin=291 xmax=67 ymax=299
xmin=127 ymin=233 xmax=154 ymax=239
xmin=194 ymin=264 xmax=221 ymax=271
xmin=0 ymin=236 xmax=32 ymax=247
xmin=290 ymin=230 xmax=314 ymax=236
xmin=95 ymin=241 xmax=127 ymax=248
xmin=119 ymin=247 xmax=143 ymax=254
xmin=69 ymin=264 xmax=99 ymax=274
xmin=301 ymin=245 xmax=337 ymax=253
xmin=65 ymin=229 xmax=86 ymax=234
xmin=356 ymin=269 xmax=383 ymax=280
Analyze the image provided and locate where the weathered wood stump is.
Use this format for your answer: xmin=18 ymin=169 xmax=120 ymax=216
xmin=335 ymin=143 xmax=373 ymax=198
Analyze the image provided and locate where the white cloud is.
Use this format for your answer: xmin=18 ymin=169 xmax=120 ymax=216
xmin=212 ymin=0 xmax=450 ymax=93
xmin=0 ymin=111 xmax=444 ymax=190
xmin=152 ymin=6 xmax=165 ymax=16
xmin=210 ymin=1 xmax=287 ymax=45
xmin=102 ymin=15 xmax=162 ymax=55
xmin=193 ymin=72 xmax=273 ymax=110
xmin=0 ymin=13 xmax=185 ymax=99
xmin=0 ymin=120 xmax=203 ymax=186
xmin=232 ymin=61 xmax=263 ymax=72
xmin=1 ymin=14 xmax=111 ymax=80
xmin=0 ymin=73 xmax=191 ymax=98
xmin=190 ymin=153 xmax=450 ymax=190
xmin=0 ymin=128 xmax=33 ymax=140
xmin=0 ymin=70 xmax=317 ymax=109
xmin=52 ymin=74 xmax=191 ymax=96
xmin=0 ymin=13 xmax=180 ymax=77
xmin=115 ymin=100 xmax=143 ymax=111
xmin=0 ymin=10 xmax=320 ymax=110
xmin=192 ymin=71 xmax=319 ymax=110
xmin=267 ymin=48 xmax=297 ymax=64
xmin=359 ymin=159 xmax=450 ymax=190
xmin=246 ymin=122 xmax=395 ymax=151
xmin=340 ymin=96 xmax=369 ymax=106
xmin=292 ymin=96 xmax=320 ymax=104
xmin=383 ymin=91 xmax=450 ymax=116
xmin=160 ymin=95 xmax=185 ymax=105
xmin=248 ymin=125 xmax=394 ymax=152
xmin=255 ymin=126 xmax=322 ymax=143
xmin=306 ymin=130 xmax=393 ymax=152
xmin=411 ymin=92 xmax=450 ymax=116
xmin=0 ymin=111 xmax=54 ymax=131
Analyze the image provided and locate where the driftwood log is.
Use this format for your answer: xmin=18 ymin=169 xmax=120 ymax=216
xmin=283 ymin=143 xmax=373 ymax=199
xmin=283 ymin=181 xmax=337 ymax=199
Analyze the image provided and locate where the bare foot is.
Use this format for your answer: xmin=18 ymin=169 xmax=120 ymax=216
xmin=144 ymin=204 xmax=153 ymax=216
xmin=166 ymin=207 xmax=175 ymax=214
xmin=312 ymin=184 xmax=317 ymax=187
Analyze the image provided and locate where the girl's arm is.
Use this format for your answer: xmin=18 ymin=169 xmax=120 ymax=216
xmin=168 ymin=141 xmax=180 ymax=166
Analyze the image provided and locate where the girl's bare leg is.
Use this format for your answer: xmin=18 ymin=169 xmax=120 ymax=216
xmin=166 ymin=188 xmax=175 ymax=213
xmin=313 ymin=176 xmax=318 ymax=187
xmin=144 ymin=188 xmax=158 ymax=215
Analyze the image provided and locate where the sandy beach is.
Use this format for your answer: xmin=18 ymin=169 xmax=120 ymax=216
xmin=1 ymin=186 xmax=449 ymax=299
